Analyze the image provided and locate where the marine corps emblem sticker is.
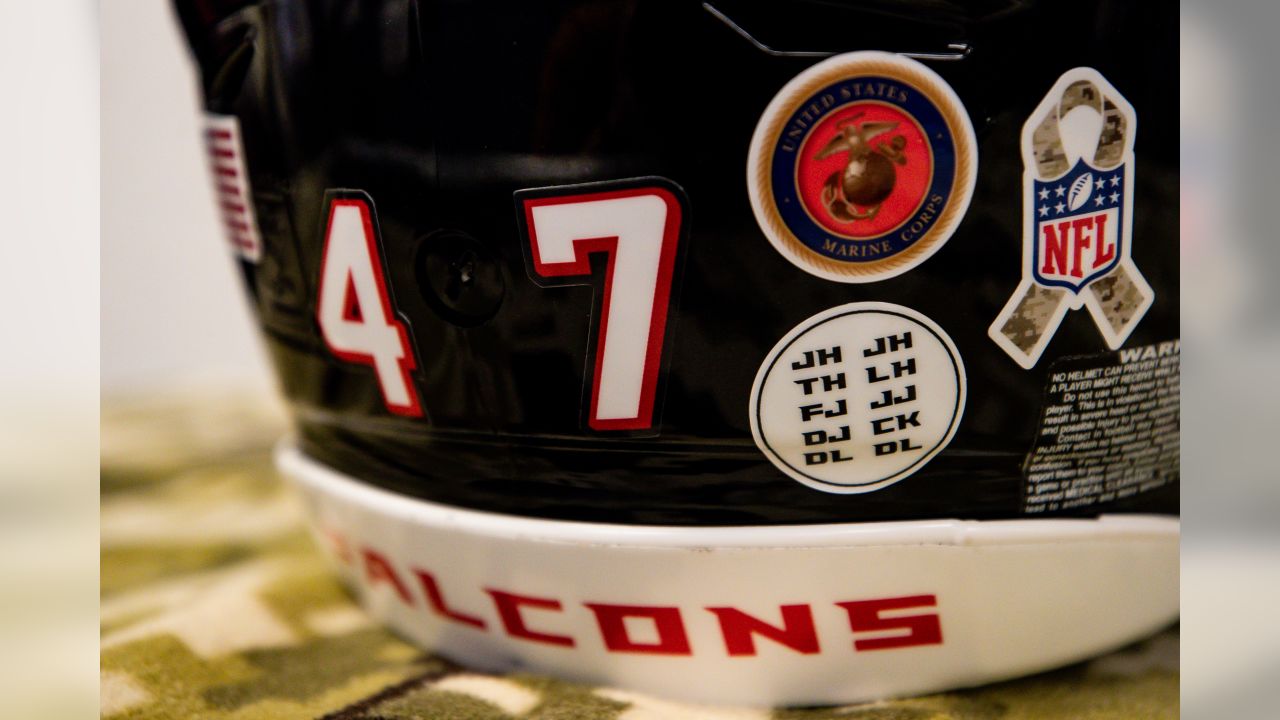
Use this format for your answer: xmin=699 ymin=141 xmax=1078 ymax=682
xmin=747 ymin=51 xmax=977 ymax=283
xmin=990 ymin=67 xmax=1154 ymax=368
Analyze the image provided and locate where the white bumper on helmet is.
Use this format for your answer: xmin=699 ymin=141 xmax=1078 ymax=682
xmin=279 ymin=442 xmax=1178 ymax=707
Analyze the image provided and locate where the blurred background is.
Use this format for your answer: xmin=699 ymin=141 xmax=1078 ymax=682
xmin=0 ymin=2 xmax=98 ymax=718
xmin=3 ymin=0 xmax=280 ymax=716
xmin=0 ymin=0 xmax=1275 ymax=716
xmin=1180 ymin=2 xmax=1280 ymax=717
xmin=102 ymin=0 xmax=272 ymax=397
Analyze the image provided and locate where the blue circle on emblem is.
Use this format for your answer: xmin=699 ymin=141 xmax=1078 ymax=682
xmin=770 ymin=76 xmax=957 ymax=262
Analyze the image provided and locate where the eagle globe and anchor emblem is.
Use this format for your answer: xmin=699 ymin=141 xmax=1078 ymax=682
xmin=747 ymin=51 xmax=977 ymax=283
xmin=814 ymin=113 xmax=909 ymax=222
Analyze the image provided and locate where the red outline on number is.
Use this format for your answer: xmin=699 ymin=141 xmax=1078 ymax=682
xmin=522 ymin=186 xmax=682 ymax=431
xmin=316 ymin=197 xmax=424 ymax=418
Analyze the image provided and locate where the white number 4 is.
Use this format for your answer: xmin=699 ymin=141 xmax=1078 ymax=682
xmin=519 ymin=182 xmax=685 ymax=431
xmin=316 ymin=194 xmax=424 ymax=417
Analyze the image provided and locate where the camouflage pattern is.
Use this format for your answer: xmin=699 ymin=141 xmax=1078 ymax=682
xmin=999 ymin=71 xmax=1151 ymax=365
xmin=998 ymin=284 xmax=1067 ymax=354
xmin=1088 ymin=266 xmax=1149 ymax=336
xmin=1030 ymin=79 xmax=1127 ymax=181
xmin=101 ymin=394 xmax=1179 ymax=719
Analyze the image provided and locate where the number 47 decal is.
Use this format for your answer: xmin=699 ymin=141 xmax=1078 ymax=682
xmin=516 ymin=179 xmax=688 ymax=433
xmin=313 ymin=180 xmax=686 ymax=432
xmin=316 ymin=191 xmax=424 ymax=417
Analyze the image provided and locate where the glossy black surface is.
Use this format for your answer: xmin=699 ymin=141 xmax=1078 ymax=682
xmin=176 ymin=0 xmax=1179 ymax=524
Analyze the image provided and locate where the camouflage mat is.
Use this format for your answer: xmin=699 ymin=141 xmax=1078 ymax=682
xmin=101 ymin=394 xmax=1179 ymax=719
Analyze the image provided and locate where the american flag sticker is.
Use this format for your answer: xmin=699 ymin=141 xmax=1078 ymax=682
xmin=204 ymin=113 xmax=262 ymax=263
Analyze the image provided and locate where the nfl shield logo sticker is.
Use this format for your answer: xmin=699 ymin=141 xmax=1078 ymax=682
xmin=990 ymin=68 xmax=1153 ymax=369
xmin=1032 ymin=161 xmax=1124 ymax=292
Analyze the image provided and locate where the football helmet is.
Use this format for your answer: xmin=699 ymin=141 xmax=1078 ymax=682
xmin=176 ymin=0 xmax=1178 ymax=705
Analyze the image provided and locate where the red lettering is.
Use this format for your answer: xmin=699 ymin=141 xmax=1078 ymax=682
xmin=837 ymin=594 xmax=942 ymax=651
xmin=584 ymin=604 xmax=691 ymax=655
xmin=1040 ymin=220 xmax=1071 ymax=275
xmin=415 ymin=570 xmax=486 ymax=629
xmin=1093 ymin=212 xmax=1114 ymax=267
xmin=341 ymin=273 xmax=362 ymax=322
xmin=323 ymin=528 xmax=354 ymax=566
xmin=706 ymin=604 xmax=820 ymax=656
xmin=485 ymin=589 xmax=575 ymax=647
xmin=361 ymin=549 xmax=413 ymax=606
xmin=1070 ymin=217 xmax=1093 ymax=277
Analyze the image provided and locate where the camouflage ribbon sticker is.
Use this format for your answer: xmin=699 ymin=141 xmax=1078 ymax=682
xmin=989 ymin=68 xmax=1154 ymax=369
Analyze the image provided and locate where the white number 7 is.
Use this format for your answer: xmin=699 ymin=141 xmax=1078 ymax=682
xmin=316 ymin=194 xmax=424 ymax=417
xmin=519 ymin=183 xmax=685 ymax=431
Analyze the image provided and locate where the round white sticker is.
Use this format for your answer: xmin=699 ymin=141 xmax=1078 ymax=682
xmin=750 ymin=302 xmax=966 ymax=494
xmin=746 ymin=52 xmax=977 ymax=284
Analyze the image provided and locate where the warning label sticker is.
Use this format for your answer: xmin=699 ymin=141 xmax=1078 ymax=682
xmin=1023 ymin=340 xmax=1179 ymax=513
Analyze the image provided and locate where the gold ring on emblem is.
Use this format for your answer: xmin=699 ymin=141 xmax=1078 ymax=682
xmin=754 ymin=56 xmax=975 ymax=280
